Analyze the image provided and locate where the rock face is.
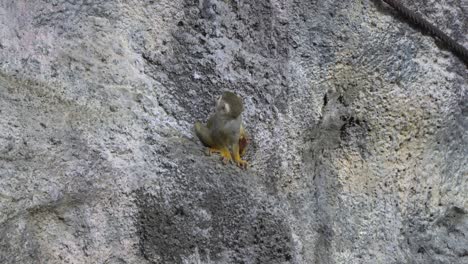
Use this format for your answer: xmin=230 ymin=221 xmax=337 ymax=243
xmin=0 ymin=0 xmax=467 ymax=263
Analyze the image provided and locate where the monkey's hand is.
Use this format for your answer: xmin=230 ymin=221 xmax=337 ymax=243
xmin=232 ymin=143 xmax=248 ymax=169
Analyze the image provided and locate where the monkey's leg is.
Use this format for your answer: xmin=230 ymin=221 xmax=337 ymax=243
xmin=239 ymin=137 xmax=248 ymax=157
xmin=239 ymin=125 xmax=248 ymax=157
xmin=232 ymin=143 xmax=248 ymax=169
xmin=219 ymin=147 xmax=233 ymax=164
xmin=195 ymin=122 xmax=214 ymax=147
xmin=195 ymin=122 xmax=221 ymax=156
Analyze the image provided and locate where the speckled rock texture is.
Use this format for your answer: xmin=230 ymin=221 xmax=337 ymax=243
xmin=0 ymin=0 xmax=467 ymax=263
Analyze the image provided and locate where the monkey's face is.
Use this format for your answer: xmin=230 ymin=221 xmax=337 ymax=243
xmin=216 ymin=96 xmax=231 ymax=116
xmin=215 ymin=92 xmax=243 ymax=118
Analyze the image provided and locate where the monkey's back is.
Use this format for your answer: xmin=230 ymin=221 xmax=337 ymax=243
xmin=208 ymin=113 xmax=241 ymax=148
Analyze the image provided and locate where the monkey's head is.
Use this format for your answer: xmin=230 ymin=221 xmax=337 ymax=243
xmin=216 ymin=91 xmax=244 ymax=118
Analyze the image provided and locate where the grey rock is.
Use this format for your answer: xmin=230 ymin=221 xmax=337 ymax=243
xmin=0 ymin=0 xmax=467 ymax=263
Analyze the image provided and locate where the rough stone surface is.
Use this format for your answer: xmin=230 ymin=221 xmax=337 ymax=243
xmin=0 ymin=0 xmax=467 ymax=263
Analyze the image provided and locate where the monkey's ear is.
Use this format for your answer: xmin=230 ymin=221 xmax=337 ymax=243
xmin=224 ymin=103 xmax=230 ymax=113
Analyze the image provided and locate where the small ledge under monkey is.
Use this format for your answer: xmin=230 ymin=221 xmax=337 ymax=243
xmin=194 ymin=91 xmax=249 ymax=169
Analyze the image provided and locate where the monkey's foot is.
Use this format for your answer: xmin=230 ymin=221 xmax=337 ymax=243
xmin=206 ymin=147 xmax=221 ymax=156
xmin=235 ymin=159 xmax=248 ymax=169
xmin=219 ymin=149 xmax=233 ymax=164
xmin=233 ymin=154 xmax=248 ymax=169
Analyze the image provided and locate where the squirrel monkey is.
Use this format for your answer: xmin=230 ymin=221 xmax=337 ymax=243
xmin=194 ymin=91 xmax=248 ymax=169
